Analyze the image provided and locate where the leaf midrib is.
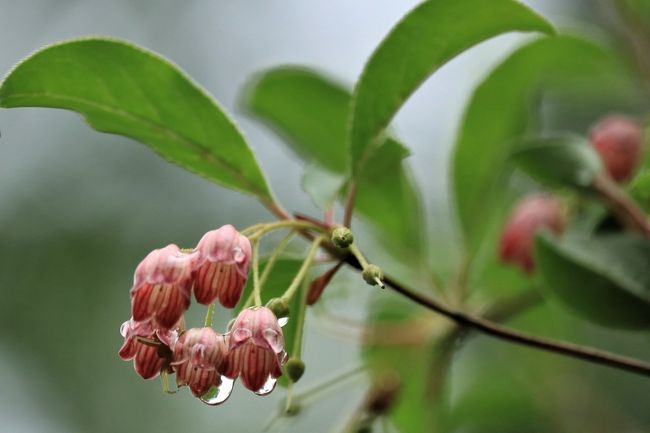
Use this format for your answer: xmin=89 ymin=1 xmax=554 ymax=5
xmin=0 ymin=91 xmax=268 ymax=198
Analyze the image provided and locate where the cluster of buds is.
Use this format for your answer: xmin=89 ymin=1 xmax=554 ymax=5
xmin=500 ymin=114 xmax=645 ymax=274
xmin=118 ymin=225 xmax=287 ymax=404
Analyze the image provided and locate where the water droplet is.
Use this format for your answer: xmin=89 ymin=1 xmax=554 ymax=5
xmin=254 ymin=375 xmax=277 ymax=396
xmin=278 ymin=317 xmax=289 ymax=327
xmin=263 ymin=328 xmax=284 ymax=353
xmin=119 ymin=321 xmax=130 ymax=337
xmin=199 ymin=377 xmax=234 ymax=406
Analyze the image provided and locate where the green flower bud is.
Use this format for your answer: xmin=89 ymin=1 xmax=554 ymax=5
xmin=266 ymin=297 xmax=290 ymax=319
xmin=285 ymin=357 xmax=306 ymax=383
xmin=362 ymin=264 xmax=384 ymax=288
xmin=331 ymin=226 xmax=354 ymax=249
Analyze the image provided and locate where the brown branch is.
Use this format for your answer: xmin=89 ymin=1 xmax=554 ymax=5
xmin=593 ymin=174 xmax=650 ymax=237
xmin=335 ymin=244 xmax=650 ymax=378
xmin=274 ymin=210 xmax=650 ymax=377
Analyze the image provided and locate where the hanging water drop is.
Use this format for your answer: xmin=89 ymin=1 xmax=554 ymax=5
xmin=199 ymin=377 xmax=234 ymax=405
xmin=254 ymin=375 xmax=277 ymax=396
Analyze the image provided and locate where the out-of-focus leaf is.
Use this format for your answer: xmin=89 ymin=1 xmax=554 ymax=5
xmin=363 ymin=294 xmax=453 ymax=433
xmin=356 ymin=139 xmax=423 ymax=258
xmin=628 ymin=168 xmax=650 ymax=212
xmin=301 ymin=163 xmax=346 ymax=209
xmin=535 ymin=232 xmax=650 ymax=329
xmin=244 ymin=67 xmax=349 ymax=173
xmin=453 ymin=35 xmax=631 ymax=255
xmin=0 ymin=38 xmax=273 ymax=201
xmin=237 ymin=256 xmax=303 ymax=387
xmin=511 ymin=136 xmax=603 ymax=189
xmin=243 ymin=66 xmax=424 ymax=258
xmin=349 ymin=0 xmax=554 ymax=174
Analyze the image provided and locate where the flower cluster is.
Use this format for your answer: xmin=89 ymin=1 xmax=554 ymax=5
xmin=118 ymin=224 xmax=286 ymax=404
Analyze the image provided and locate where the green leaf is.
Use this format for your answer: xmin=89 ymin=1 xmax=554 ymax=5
xmin=453 ymin=35 xmax=631 ymax=255
xmin=535 ymin=232 xmax=650 ymax=329
xmin=236 ymin=256 xmax=303 ymax=388
xmin=511 ymin=136 xmax=603 ymax=189
xmin=349 ymin=0 xmax=554 ymax=174
xmin=244 ymin=66 xmax=424 ymax=258
xmin=0 ymin=38 xmax=272 ymax=201
xmin=244 ymin=66 xmax=350 ymax=173
xmin=356 ymin=139 xmax=424 ymax=257
xmin=363 ymin=294 xmax=452 ymax=433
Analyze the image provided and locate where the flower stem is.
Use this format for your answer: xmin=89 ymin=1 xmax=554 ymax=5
xmin=291 ymin=278 xmax=310 ymax=359
xmin=281 ymin=236 xmax=325 ymax=302
xmin=348 ymin=243 xmax=369 ymax=269
xmin=248 ymin=220 xmax=325 ymax=241
xmin=252 ymin=240 xmax=262 ymax=306
xmin=259 ymin=231 xmax=297 ymax=289
xmin=204 ymin=303 xmax=215 ymax=328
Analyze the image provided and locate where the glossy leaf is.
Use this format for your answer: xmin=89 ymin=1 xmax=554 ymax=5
xmin=511 ymin=136 xmax=602 ymax=189
xmin=453 ymin=35 xmax=631 ymax=255
xmin=243 ymin=66 xmax=424 ymax=258
xmin=349 ymin=0 xmax=554 ymax=174
xmin=0 ymin=38 xmax=273 ymax=200
xmin=535 ymin=232 xmax=650 ymax=329
xmin=244 ymin=67 xmax=349 ymax=173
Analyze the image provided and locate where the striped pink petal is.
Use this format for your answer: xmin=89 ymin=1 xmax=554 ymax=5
xmin=222 ymin=340 xmax=283 ymax=392
xmin=130 ymin=244 xmax=195 ymax=329
xmin=118 ymin=318 xmax=175 ymax=380
xmin=193 ymin=226 xmax=251 ymax=308
xmin=172 ymin=327 xmax=228 ymax=397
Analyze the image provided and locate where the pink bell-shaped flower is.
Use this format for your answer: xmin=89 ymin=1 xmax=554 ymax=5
xmin=499 ymin=194 xmax=565 ymax=273
xmin=222 ymin=307 xmax=286 ymax=394
xmin=118 ymin=318 xmax=178 ymax=380
xmin=193 ymin=225 xmax=252 ymax=308
xmin=131 ymin=244 xmax=196 ymax=330
xmin=590 ymin=114 xmax=643 ymax=183
xmin=172 ymin=327 xmax=229 ymax=398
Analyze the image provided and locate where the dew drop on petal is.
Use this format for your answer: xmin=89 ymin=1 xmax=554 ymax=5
xmin=254 ymin=375 xmax=277 ymax=396
xmin=263 ymin=329 xmax=284 ymax=353
xmin=120 ymin=321 xmax=131 ymax=338
xmin=232 ymin=247 xmax=245 ymax=262
xmin=199 ymin=377 xmax=234 ymax=406
xmin=277 ymin=317 xmax=289 ymax=327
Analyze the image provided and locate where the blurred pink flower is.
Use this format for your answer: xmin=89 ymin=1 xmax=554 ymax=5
xmin=499 ymin=194 xmax=565 ymax=273
xmin=193 ymin=225 xmax=251 ymax=308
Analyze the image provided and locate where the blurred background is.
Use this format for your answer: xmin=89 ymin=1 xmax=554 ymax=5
xmin=1 ymin=1 xmax=650 ymax=432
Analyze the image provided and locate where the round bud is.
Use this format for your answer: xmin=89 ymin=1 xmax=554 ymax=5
xmin=499 ymin=194 xmax=565 ymax=273
xmin=331 ymin=226 xmax=354 ymax=248
xmin=285 ymin=357 xmax=306 ymax=383
xmin=362 ymin=265 xmax=384 ymax=288
xmin=266 ymin=298 xmax=290 ymax=320
xmin=589 ymin=114 xmax=644 ymax=183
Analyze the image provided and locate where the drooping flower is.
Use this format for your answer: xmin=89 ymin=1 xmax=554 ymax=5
xmin=193 ymin=225 xmax=251 ymax=308
xmin=499 ymin=194 xmax=565 ymax=273
xmin=172 ymin=327 xmax=229 ymax=398
xmin=118 ymin=318 xmax=178 ymax=380
xmin=222 ymin=307 xmax=286 ymax=394
xmin=131 ymin=244 xmax=196 ymax=330
xmin=590 ymin=114 xmax=644 ymax=183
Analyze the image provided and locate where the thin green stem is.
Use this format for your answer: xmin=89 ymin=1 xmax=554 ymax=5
xmin=259 ymin=231 xmax=297 ymax=289
xmin=348 ymin=243 xmax=369 ymax=269
xmin=297 ymin=365 xmax=365 ymax=403
xmin=204 ymin=303 xmax=215 ymax=328
xmin=249 ymin=220 xmax=325 ymax=242
xmin=284 ymin=382 xmax=295 ymax=414
xmin=291 ymin=278 xmax=310 ymax=358
xmin=161 ymin=370 xmax=176 ymax=394
xmin=281 ymin=236 xmax=325 ymax=302
xmin=252 ymin=240 xmax=262 ymax=306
